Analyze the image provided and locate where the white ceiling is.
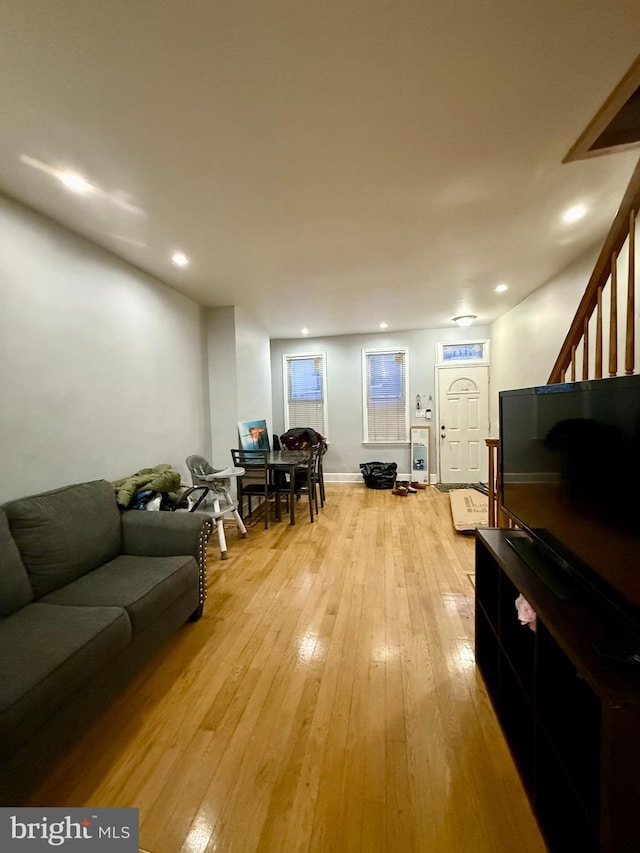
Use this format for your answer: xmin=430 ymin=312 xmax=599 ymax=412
xmin=1 ymin=1 xmax=640 ymax=338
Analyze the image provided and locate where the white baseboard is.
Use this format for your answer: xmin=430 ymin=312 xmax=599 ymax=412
xmin=324 ymin=473 xmax=364 ymax=483
xmin=325 ymin=472 xmax=440 ymax=485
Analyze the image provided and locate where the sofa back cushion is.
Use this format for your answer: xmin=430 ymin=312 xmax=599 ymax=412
xmin=0 ymin=509 xmax=34 ymax=616
xmin=4 ymin=481 xmax=122 ymax=598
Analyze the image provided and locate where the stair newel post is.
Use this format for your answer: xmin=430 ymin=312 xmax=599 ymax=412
xmin=595 ymin=285 xmax=603 ymax=379
xmin=609 ymin=250 xmax=618 ymax=377
xmin=486 ymin=438 xmax=497 ymax=527
xmin=625 ymin=209 xmax=636 ymax=375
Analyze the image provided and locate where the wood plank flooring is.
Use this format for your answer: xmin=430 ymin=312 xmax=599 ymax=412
xmin=28 ymin=485 xmax=547 ymax=852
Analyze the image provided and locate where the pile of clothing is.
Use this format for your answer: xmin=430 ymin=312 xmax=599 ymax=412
xmin=112 ymin=464 xmax=183 ymax=509
xmin=280 ymin=428 xmax=325 ymax=450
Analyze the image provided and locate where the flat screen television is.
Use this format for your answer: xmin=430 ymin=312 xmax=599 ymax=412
xmin=499 ymin=374 xmax=640 ymax=637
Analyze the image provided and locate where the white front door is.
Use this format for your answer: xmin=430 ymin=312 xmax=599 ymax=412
xmin=437 ymin=365 xmax=489 ymax=483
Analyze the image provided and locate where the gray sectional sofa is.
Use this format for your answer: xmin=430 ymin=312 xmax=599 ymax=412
xmin=0 ymin=479 xmax=213 ymax=805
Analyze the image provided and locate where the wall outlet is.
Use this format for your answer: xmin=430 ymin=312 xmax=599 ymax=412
xmin=425 ymin=409 xmax=432 ymax=419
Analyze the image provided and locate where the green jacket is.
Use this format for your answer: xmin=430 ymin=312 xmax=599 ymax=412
xmin=113 ymin=464 xmax=182 ymax=508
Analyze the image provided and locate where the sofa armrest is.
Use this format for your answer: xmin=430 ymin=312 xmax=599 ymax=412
xmin=121 ymin=511 xmax=213 ymax=609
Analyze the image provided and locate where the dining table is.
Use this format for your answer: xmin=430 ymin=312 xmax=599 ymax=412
xmin=266 ymin=449 xmax=310 ymax=525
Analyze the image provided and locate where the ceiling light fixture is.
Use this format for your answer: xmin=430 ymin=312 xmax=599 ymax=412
xmin=563 ymin=204 xmax=587 ymax=224
xmin=20 ymin=155 xmax=146 ymax=217
xmin=171 ymin=252 xmax=189 ymax=267
xmin=379 ymin=322 xmax=388 ymax=329
xmin=495 ymin=283 xmax=509 ymax=293
xmin=301 ymin=327 xmax=309 ymax=335
xmin=452 ymin=314 xmax=477 ymax=327
xmin=59 ymin=172 xmax=92 ymax=194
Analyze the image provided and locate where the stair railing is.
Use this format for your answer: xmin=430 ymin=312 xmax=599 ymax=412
xmin=548 ymin=156 xmax=640 ymax=384
xmin=487 ymin=156 xmax=640 ymax=527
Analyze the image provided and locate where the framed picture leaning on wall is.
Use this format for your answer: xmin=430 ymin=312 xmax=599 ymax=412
xmin=238 ymin=419 xmax=270 ymax=451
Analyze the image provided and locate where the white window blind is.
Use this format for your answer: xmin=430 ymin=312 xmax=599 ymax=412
xmin=283 ymin=353 xmax=327 ymax=436
xmin=363 ymin=349 xmax=409 ymax=442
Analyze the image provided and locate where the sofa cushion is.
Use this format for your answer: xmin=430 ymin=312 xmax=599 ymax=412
xmin=3 ymin=480 xmax=122 ymax=598
xmin=41 ymin=554 xmax=198 ymax=634
xmin=0 ymin=602 xmax=131 ymax=755
xmin=0 ymin=509 xmax=33 ymax=617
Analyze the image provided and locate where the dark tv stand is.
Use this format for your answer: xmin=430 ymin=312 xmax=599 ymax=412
xmin=505 ymin=534 xmax=576 ymax=601
xmin=476 ymin=529 xmax=640 ymax=853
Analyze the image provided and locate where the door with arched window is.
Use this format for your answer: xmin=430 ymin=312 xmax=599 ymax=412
xmin=437 ymin=365 xmax=489 ymax=483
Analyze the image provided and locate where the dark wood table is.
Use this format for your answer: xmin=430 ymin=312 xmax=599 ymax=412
xmin=266 ymin=449 xmax=310 ymax=525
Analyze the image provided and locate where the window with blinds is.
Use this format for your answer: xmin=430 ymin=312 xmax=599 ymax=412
xmin=362 ymin=349 xmax=409 ymax=442
xmin=283 ymin=353 xmax=327 ymax=436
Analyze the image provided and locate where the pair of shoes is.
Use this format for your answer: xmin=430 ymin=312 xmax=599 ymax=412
xmin=397 ymin=480 xmax=417 ymax=494
xmin=392 ymin=484 xmax=408 ymax=496
xmin=410 ymin=481 xmax=428 ymax=490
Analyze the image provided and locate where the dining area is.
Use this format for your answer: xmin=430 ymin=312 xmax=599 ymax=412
xmin=231 ymin=438 xmax=328 ymax=528
xmin=185 ymin=427 xmax=328 ymax=562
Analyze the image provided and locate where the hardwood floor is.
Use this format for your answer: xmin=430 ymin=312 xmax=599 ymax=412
xmin=28 ymin=485 xmax=547 ymax=852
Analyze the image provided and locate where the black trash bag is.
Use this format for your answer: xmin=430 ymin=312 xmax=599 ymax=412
xmin=360 ymin=461 xmax=397 ymax=490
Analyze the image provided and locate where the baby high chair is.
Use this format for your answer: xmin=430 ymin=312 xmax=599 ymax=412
xmin=185 ymin=455 xmax=247 ymax=560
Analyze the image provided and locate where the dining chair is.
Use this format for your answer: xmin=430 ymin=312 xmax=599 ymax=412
xmin=291 ymin=439 xmax=326 ymax=511
xmin=316 ymin=440 xmax=328 ymax=507
xmin=276 ymin=444 xmax=320 ymax=523
xmin=230 ymin=448 xmax=277 ymax=528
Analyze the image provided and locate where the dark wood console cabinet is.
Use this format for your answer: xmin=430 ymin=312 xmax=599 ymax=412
xmin=475 ymin=529 xmax=640 ymax=853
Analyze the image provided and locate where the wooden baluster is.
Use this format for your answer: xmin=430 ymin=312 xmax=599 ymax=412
xmin=626 ymin=209 xmax=636 ymax=375
xmin=582 ymin=317 xmax=589 ymax=380
xmin=595 ymin=285 xmax=603 ymax=379
xmin=571 ymin=345 xmax=576 ymax=381
xmin=609 ymin=250 xmax=618 ymax=377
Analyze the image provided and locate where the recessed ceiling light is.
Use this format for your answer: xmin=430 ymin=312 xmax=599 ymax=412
xmin=452 ymin=314 xmax=477 ymax=327
xmin=301 ymin=327 xmax=309 ymax=335
xmin=379 ymin=322 xmax=388 ymax=329
xmin=495 ymin=283 xmax=509 ymax=293
xmin=563 ymin=204 xmax=587 ymax=224
xmin=59 ymin=172 xmax=92 ymax=194
xmin=171 ymin=252 xmax=189 ymax=267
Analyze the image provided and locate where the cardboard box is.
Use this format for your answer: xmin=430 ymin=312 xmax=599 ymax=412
xmin=449 ymin=489 xmax=488 ymax=532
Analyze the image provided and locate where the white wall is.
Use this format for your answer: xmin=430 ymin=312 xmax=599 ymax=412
xmin=205 ymin=306 xmax=272 ymax=468
xmin=0 ymin=191 xmax=607 ymax=501
xmin=235 ymin=308 xmax=273 ymax=433
xmin=489 ymin=247 xmax=599 ymax=433
xmin=205 ymin=306 xmax=238 ymax=468
xmin=271 ymin=325 xmax=490 ymax=478
xmin=0 ymin=195 xmax=208 ymax=502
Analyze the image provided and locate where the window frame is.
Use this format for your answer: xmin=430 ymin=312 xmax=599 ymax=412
xmin=361 ymin=347 xmax=410 ymax=444
xmin=282 ymin=351 xmax=328 ymax=437
xmin=436 ymin=339 xmax=490 ymax=366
